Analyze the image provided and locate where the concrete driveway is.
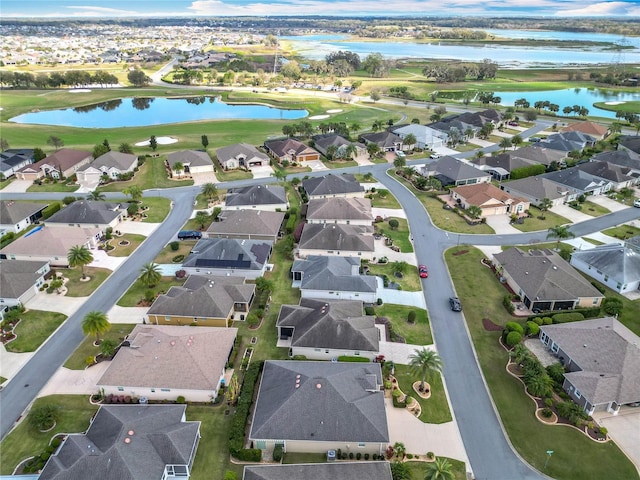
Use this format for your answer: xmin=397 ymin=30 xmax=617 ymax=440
xmin=24 ymin=292 xmax=86 ymax=316
xmin=485 ymin=215 xmax=521 ymax=234
xmin=191 ymin=171 xmax=219 ymax=185
xmin=373 ymin=207 xmax=407 ymax=220
xmin=89 ymin=249 xmax=127 ymax=270
xmin=107 ymin=305 xmax=148 ymax=324
xmin=116 ymin=220 xmax=160 ymax=236
xmin=250 ymin=165 xmax=275 ymax=179
xmin=301 ymin=160 xmax=328 ymax=171
xmin=592 ymin=408 xmax=640 ymax=471
xmin=550 ymin=203 xmax=594 ymax=223
xmin=589 ymin=195 xmax=628 ymax=212
xmin=37 ymin=363 xmax=110 ymax=398
xmin=0 ymin=346 xmax=34 ymax=382
xmin=1 ymin=179 xmax=33 ymax=193
xmin=374 ymin=238 xmax=417 ymax=264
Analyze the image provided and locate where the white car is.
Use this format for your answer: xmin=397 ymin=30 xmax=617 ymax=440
xmin=429 ymin=153 xmax=440 ymax=159
xmin=634 ymin=199 xmax=640 ymax=208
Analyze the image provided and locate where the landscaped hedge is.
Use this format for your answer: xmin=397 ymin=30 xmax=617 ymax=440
xmin=509 ymin=164 xmax=546 ymax=180
xmin=526 ymin=307 xmax=600 ymax=322
xmin=337 ymin=355 xmax=370 ymax=362
xmin=228 ymin=361 xmax=263 ymax=460
xmin=41 ymin=202 xmax=61 ymax=219
xmin=552 ymin=312 xmax=585 ymax=323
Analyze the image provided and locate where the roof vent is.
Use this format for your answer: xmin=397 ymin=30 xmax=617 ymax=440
xmin=525 ymin=272 xmax=529 ymax=275
xmin=552 ymin=265 xmax=558 ymax=270
xmin=124 ymin=438 xmax=131 ymax=444
xmin=583 ymin=344 xmax=588 ymax=348
xmin=316 ymin=383 xmax=322 ymax=389
xmin=128 ymin=430 xmax=134 ymax=436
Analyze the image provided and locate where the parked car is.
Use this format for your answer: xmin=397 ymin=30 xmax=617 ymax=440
xmin=634 ymin=199 xmax=640 ymax=208
xmin=178 ymin=230 xmax=202 ymax=240
xmin=429 ymin=153 xmax=440 ymax=159
xmin=508 ymin=121 xmax=519 ymax=126
xmin=419 ymin=265 xmax=429 ymax=278
xmin=449 ymin=297 xmax=462 ymax=312
xmin=529 ymin=137 xmax=541 ymax=142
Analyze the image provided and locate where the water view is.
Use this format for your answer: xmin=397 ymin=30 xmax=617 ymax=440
xmin=9 ymin=96 xmax=308 ymax=128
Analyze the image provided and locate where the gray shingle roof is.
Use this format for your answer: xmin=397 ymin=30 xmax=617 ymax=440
xmin=571 ymin=239 xmax=640 ymax=285
xmin=207 ymin=209 xmax=285 ymax=238
xmin=540 ymin=317 xmax=640 ymax=405
xmin=277 ymin=298 xmax=379 ymax=352
xmin=591 ymin=150 xmax=640 ymax=172
xmin=619 ymin=135 xmax=640 ymax=155
xmin=421 ymin=156 xmax=491 ymax=182
xmin=299 ymin=224 xmax=374 ymax=253
xmin=243 ymin=462 xmax=393 ymax=480
xmin=502 ymin=176 xmax=577 ymax=201
xmin=359 ymin=131 xmax=403 ymax=149
xmin=39 ymin=405 xmax=200 ymax=480
xmin=183 ymin=238 xmax=272 ymax=271
xmin=250 ymin=361 xmax=388 ymax=443
xmin=216 ymin=143 xmax=269 ymax=164
xmin=148 ymin=275 xmax=255 ymax=319
xmin=225 ymin=185 xmax=287 ymax=207
xmin=17 ymin=148 xmax=91 ymax=174
xmin=0 ymin=259 xmax=48 ymax=299
xmin=0 ymin=149 xmax=33 ymax=171
xmin=46 ymin=201 xmax=126 ymax=226
xmin=78 ymin=152 xmax=137 ymax=172
xmin=167 ymin=150 xmax=213 ymax=168
xmin=0 ymin=200 xmax=48 ymax=225
xmin=576 ymin=161 xmax=634 ymax=183
xmin=264 ymin=138 xmax=318 ymax=158
xmin=302 ymin=174 xmax=364 ymax=197
xmin=541 ymin=166 xmax=608 ymax=192
xmin=292 ymin=255 xmax=376 ymax=293
xmin=306 ymin=197 xmax=372 ymax=222
xmin=312 ymin=134 xmax=362 ymax=156
xmin=493 ymin=248 xmax=603 ymax=301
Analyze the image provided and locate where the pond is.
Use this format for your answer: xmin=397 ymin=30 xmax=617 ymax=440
xmin=9 ymin=96 xmax=308 ymax=128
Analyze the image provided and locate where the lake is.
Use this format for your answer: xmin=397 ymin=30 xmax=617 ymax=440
xmin=9 ymin=96 xmax=308 ymax=128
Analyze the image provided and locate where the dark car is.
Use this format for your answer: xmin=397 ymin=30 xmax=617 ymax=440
xmin=419 ymin=265 xmax=428 ymax=278
xmin=177 ymin=230 xmax=202 ymax=240
xmin=449 ymin=297 xmax=462 ymax=312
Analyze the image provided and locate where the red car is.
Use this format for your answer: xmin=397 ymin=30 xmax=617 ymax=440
xmin=419 ymin=265 xmax=428 ymax=278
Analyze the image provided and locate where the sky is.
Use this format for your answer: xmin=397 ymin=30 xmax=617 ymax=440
xmin=1 ymin=0 xmax=640 ymax=17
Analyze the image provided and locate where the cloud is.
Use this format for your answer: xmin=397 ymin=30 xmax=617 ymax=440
xmin=559 ymin=1 xmax=640 ymax=16
xmin=65 ymin=5 xmax=138 ymax=16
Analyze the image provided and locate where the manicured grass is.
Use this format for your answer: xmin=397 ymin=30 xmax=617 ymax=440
xmin=107 ymin=233 xmax=145 ymax=257
xmin=139 ymin=197 xmax=171 ymax=223
xmin=58 ymin=266 xmax=111 ymax=297
xmin=377 ymin=217 xmax=414 ymax=253
xmin=579 ymin=201 xmax=610 ymax=217
xmin=602 ymin=224 xmax=640 ymax=241
xmin=187 ymin=404 xmax=235 ymax=480
xmin=510 ymin=206 xmax=570 ymax=232
xmin=394 ymin=364 xmax=452 ymax=424
xmin=354 ymin=173 xmax=378 ymax=183
xmin=452 ymin=142 xmax=478 ymax=153
xmin=5 ymin=310 xmax=67 ymax=353
xmin=581 ymin=237 xmax=605 ymax=246
xmin=0 ymin=178 xmax=13 ymax=190
xmin=63 ymin=324 xmax=136 ymax=370
xmin=154 ymin=240 xmax=197 ymax=264
xmin=117 ymin=276 xmax=184 ymax=307
xmin=216 ymin=169 xmax=253 ymax=182
xmin=406 ymin=458 xmax=467 ymax=480
xmin=375 ymin=304 xmax=432 ymax=345
xmin=445 ymin=247 xmax=639 ymax=480
xmin=26 ymin=182 xmax=79 ymax=193
xmin=0 ymin=395 xmax=98 ymax=475
xmin=283 ymin=452 xmax=327 ymax=464
xmin=98 ymin=157 xmax=193 ymax=192
xmin=586 ymin=276 xmax=640 ymax=337
xmin=324 ymin=159 xmax=358 ymax=169
xmin=593 ymin=101 xmax=640 ymax=113
xmin=368 ymin=190 xmax=401 ymax=209
xmin=367 ymin=263 xmax=422 ymax=292
xmin=0 ymin=376 xmax=7 ymax=385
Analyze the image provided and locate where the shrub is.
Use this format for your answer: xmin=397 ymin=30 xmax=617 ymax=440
xmin=247 ymin=313 xmax=260 ymax=327
xmin=223 ymin=472 xmax=238 ymax=480
xmin=546 ymin=363 xmax=566 ymax=385
xmin=542 ymin=317 xmax=553 ymax=325
xmin=234 ymin=448 xmax=262 ymax=462
xmin=532 ymin=317 xmax=543 ymax=325
xmin=364 ymin=306 xmax=375 ymax=316
xmin=599 ymin=427 xmax=608 ymax=436
xmin=377 ymin=298 xmax=383 ymax=305
xmin=602 ymin=297 xmax=623 ymax=316
xmin=42 ymin=202 xmax=62 ymax=219
xmin=545 ymin=398 xmax=554 ymax=408
xmin=144 ymin=289 xmax=156 ymax=303
xmin=228 ymin=362 xmax=263 ymax=459
xmin=384 ymin=380 xmax=393 ymax=390
xmin=505 ymin=322 xmax=524 ymax=334
xmin=541 ymin=408 xmax=553 ymax=418
xmin=86 ymin=356 xmax=95 ymax=366
xmin=342 ymin=452 xmax=348 ymax=460
xmin=40 ymin=452 xmax=51 ymax=462
xmin=552 ymin=312 xmax=584 ymax=324
xmin=169 ymin=241 xmax=180 ymax=251
xmin=364 ymin=453 xmax=370 ymax=460
xmin=28 ymin=404 xmax=60 ymax=431
xmin=172 ymin=254 xmax=185 ymax=263
xmin=388 ymin=218 xmax=399 ymax=230
xmin=406 ymin=453 xmax=413 ymax=459
xmin=175 ymin=269 xmax=186 ymax=279
xmin=337 ymin=355 xmax=370 ymax=362
xmin=51 ymin=437 xmax=62 ymax=448
xmin=590 ymin=281 xmax=606 ymax=294
xmin=426 ymin=451 xmax=435 ymax=460
xmin=62 ymin=196 xmax=77 ymax=205
xmin=503 ymin=295 xmax=515 ymax=314
xmin=273 ymin=444 xmax=283 ymax=462
xmin=407 ymin=311 xmax=416 ymax=324
xmin=337 ymin=448 xmax=342 ymax=459
xmin=356 ymin=452 xmax=362 ymax=460
xmin=176 ymin=395 xmax=186 ymax=404
xmin=525 ymin=321 xmax=540 ymax=336
xmin=349 ymin=452 xmax=354 ymax=459
xmin=506 ymin=331 xmax=523 ymax=347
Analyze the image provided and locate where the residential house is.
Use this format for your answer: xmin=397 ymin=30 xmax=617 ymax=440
xmin=167 ymin=150 xmax=214 ymax=177
xmin=450 ymin=183 xmax=529 ymax=217
xmin=97 ymin=325 xmax=237 ymax=402
xmin=429 ymin=109 xmax=502 ymax=140
xmin=263 ymin=138 xmax=320 ymax=164
xmin=45 ymin=201 xmax=128 ymax=229
xmin=146 ymin=275 xmax=255 ymax=327
xmin=15 ymin=148 xmax=92 ymax=180
xmin=0 ymin=226 xmax=101 ymax=267
xmin=358 ymin=131 xmax=403 ymax=152
xmin=493 ymin=248 xmax=604 ymax=312
xmin=472 ymin=146 xmax=566 ymax=180
xmin=0 ymin=200 xmax=48 ymax=234
xmin=501 ymin=176 xmax=578 ymax=207
xmin=216 ymin=143 xmax=270 ymax=170
xmin=591 ymin=150 xmax=640 ymax=179
xmin=391 ymin=124 xmax=447 ymax=150
xmin=249 ymin=361 xmax=389 ymax=454
xmin=539 ymin=317 xmax=640 ymax=415
xmin=535 ymin=131 xmax=596 ymax=155
xmin=298 ymin=224 xmax=375 ymax=261
xmin=312 ymin=134 xmax=367 ymax=160
xmin=243 ymin=462 xmax=393 ymax=480
xmin=292 ymin=255 xmax=377 ymax=302
xmin=541 ymin=166 xmax=612 ymax=196
xmin=306 ymin=197 xmax=372 ymax=225
xmin=617 ymin=136 xmax=640 ymax=159
xmin=182 ymin=238 xmax=273 ymax=279
xmin=39 ymin=405 xmax=201 ymax=480
xmin=561 ymin=121 xmax=609 ymax=140
xmin=277 ymin=298 xmax=379 ymax=360
xmin=418 ymin=156 xmax=491 ymax=187
xmin=500 ymin=146 xmax=567 ymax=168
xmin=302 ymin=174 xmax=365 ymax=200
xmin=0 ymin=259 xmax=50 ymax=317
xmin=575 ymin=161 xmax=637 ymax=189
xmin=570 ymin=237 xmax=640 ymax=294
xmin=0 ymin=148 xmax=34 ymax=178
xmin=223 ymin=185 xmax=288 ymax=211
xmin=76 ymin=151 xmax=138 ymax=183
xmin=206 ymin=209 xmax=285 ymax=242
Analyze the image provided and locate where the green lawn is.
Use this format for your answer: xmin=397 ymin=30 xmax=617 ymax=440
xmin=138 ymin=197 xmax=171 ymax=223
xmin=368 ymin=190 xmax=402 ymax=209
xmin=445 ymin=247 xmax=639 ymax=480
xmin=26 ymin=182 xmax=79 ymax=193
xmin=377 ymin=217 xmax=414 ymax=253
xmin=367 ymin=263 xmax=422 ymax=292
xmin=375 ymin=304 xmax=432 ymax=345
xmin=0 ymin=376 xmax=7 ymax=385
xmin=283 ymin=452 xmax=327 ymax=464
xmin=97 ymin=156 xmax=193 ymax=192
xmin=602 ymin=224 xmax=640 ymax=241
xmin=58 ymin=267 xmax=111 ymax=297
xmin=324 ymin=159 xmax=358 ymax=170
xmin=107 ymin=234 xmax=146 ymax=257
xmin=394 ymin=364 xmax=452 ymax=424
xmin=581 ymin=237 xmax=605 ymax=246
xmin=510 ymin=206 xmax=571 ymax=232
xmin=406 ymin=458 xmax=467 ymax=480
xmin=586 ymin=276 xmax=640 ymax=337
xmin=0 ymin=395 xmax=98 ymax=475
xmin=117 ymin=276 xmax=184 ymax=307
xmin=187 ymin=404 xmax=236 ymax=480
xmin=154 ymin=240 xmax=197 ymax=264
xmin=5 ymin=310 xmax=67 ymax=353
xmin=580 ymin=201 xmax=610 ymax=217
xmin=216 ymin=169 xmax=253 ymax=182
xmin=64 ymin=324 xmax=136 ymax=370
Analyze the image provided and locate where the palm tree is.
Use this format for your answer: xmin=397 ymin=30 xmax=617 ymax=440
xmin=499 ymin=137 xmax=512 ymax=152
xmin=82 ymin=310 xmax=111 ymax=345
xmin=511 ymin=134 xmax=523 ymax=149
xmin=68 ymin=245 xmax=93 ymax=279
xmin=172 ymin=161 xmax=185 ymax=178
xmin=371 ymin=120 xmax=384 ymax=132
xmin=408 ymin=348 xmax=443 ymax=393
xmin=195 ymin=210 xmax=209 ymax=229
xmin=139 ymin=262 xmax=162 ymax=288
xmin=366 ymin=143 xmax=381 ymax=159
xmin=538 ymin=198 xmax=553 ymax=220
xmin=424 ymin=457 xmax=454 ymax=480
xmin=350 ymin=122 xmax=361 ymax=135
xmin=526 ymin=373 xmax=553 ymax=398
xmin=202 ymin=182 xmax=218 ymax=202
xmin=403 ymin=133 xmax=417 ymax=151
xmin=271 ymin=169 xmax=287 ymax=182
xmin=473 ymin=150 xmax=485 ymax=161
xmin=87 ymin=190 xmax=105 ymax=201
xmin=466 ymin=205 xmax=483 ymax=220
xmin=547 ymin=225 xmax=575 ymax=250
xmin=124 ymin=186 xmax=143 ymax=203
